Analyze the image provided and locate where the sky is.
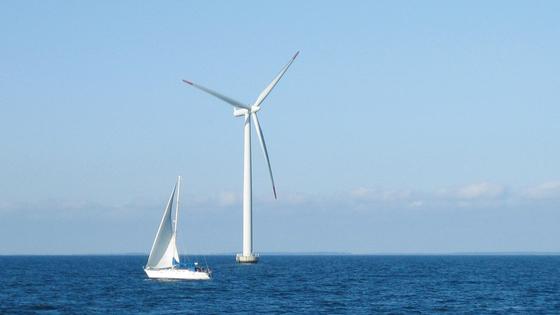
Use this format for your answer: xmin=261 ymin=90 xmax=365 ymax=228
xmin=1 ymin=1 xmax=560 ymax=254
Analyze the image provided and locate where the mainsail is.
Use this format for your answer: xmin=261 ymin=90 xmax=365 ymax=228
xmin=146 ymin=177 xmax=181 ymax=269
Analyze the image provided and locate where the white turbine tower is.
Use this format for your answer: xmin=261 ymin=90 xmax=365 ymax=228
xmin=183 ymin=52 xmax=299 ymax=263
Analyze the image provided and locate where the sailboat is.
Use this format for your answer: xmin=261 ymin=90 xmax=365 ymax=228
xmin=144 ymin=176 xmax=211 ymax=280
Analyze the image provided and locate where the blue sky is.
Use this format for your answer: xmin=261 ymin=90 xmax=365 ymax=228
xmin=1 ymin=1 xmax=560 ymax=254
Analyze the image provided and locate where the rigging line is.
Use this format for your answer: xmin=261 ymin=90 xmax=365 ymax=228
xmin=203 ymin=255 xmax=209 ymax=270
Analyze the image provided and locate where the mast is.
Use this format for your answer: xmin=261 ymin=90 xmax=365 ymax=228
xmin=173 ymin=176 xmax=181 ymax=264
xmin=175 ymin=176 xmax=181 ymax=235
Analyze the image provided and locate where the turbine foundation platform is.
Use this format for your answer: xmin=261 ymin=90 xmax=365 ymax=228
xmin=236 ymin=253 xmax=259 ymax=264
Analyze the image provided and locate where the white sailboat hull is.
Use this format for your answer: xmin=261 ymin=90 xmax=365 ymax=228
xmin=144 ymin=268 xmax=210 ymax=280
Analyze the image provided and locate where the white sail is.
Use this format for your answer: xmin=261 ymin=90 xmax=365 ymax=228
xmin=146 ymin=179 xmax=180 ymax=269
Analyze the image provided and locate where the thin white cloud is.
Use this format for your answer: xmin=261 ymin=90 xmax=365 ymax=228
xmin=350 ymin=187 xmax=370 ymax=198
xmin=350 ymin=187 xmax=412 ymax=201
xmin=5 ymin=180 xmax=560 ymax=218
xmin=217 ymin=191 xmax=239 ymax=207
xmin=349 ymin=182 xmax=512 ymax=210
xmin=409 ymin=200 xmax=424 ymax=208
xmin=453 ymin=182 xmax=506 ymax=200
xmin=523 ymin=181 xmax=560 ymax=200
xmin=280 ymin=192 xmax=309 ymax=205
xmin=437 ymin=182 xmax=506 ymax=200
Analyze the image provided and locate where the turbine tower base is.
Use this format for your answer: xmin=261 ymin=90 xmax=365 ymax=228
xmin=236 ymin=253 xmax=259 ymax=264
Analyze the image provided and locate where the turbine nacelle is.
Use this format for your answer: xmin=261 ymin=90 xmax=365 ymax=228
xmin=233 ymin=105 xmax=261 ymax=117
xmin=233 ymin=107 xmax=249 ymax=117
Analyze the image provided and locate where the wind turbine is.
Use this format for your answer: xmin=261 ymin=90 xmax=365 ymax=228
xmin=182 ymin=51 xmax=299 ymax=263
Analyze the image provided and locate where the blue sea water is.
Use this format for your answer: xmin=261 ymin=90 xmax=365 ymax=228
xmin=1 ymin=255 xmax=560 ymax=314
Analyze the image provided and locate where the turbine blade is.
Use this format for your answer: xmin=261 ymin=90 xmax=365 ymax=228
xmin=251 ymin=113 xmax=277 ymax=199
xmin=182 ymin=80 xmax=251 ymax=110
xmin=252 ymin=51 xmax=299 ymax=109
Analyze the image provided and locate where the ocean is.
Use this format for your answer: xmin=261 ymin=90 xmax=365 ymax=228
xmin=1 ymin=255 xmax=559 ymax=314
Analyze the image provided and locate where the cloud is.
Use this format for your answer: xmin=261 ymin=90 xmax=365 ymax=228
xmin=350 ymin=183 xmax=508 ymax=208
xmin=4 ymin=180 xmax=560 ymax=220
xmin=350 ymin=187 xmax=412 ymax=201
xmin=436 ymin=182 xmax=506 ymax=200
xmin=453 ymin=182 xmax=506 ymax=199
xmin=409 ymin=200 xmax=424 ymax=208
xmin=523 ymin=181 xmax=560 ymax=200
xmin=347 ymin=182 xmax=515 ymax=211
xmin=278 ymin=192 xmax=309 ymax=205
xmin=0 ymin=199 xmax=138 ymax=220
xmin=217 ymin=191 xmax=239 ymax=207
xmin=188 ymin=191 xmax=241 ymax=209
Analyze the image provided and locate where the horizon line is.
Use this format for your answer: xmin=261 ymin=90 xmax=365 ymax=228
xmin=3 ymin=251 xmax=560 ymax=256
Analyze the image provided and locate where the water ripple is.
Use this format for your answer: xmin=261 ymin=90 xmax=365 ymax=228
xmin=1 ymin=255 xmax=560 ymax=313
